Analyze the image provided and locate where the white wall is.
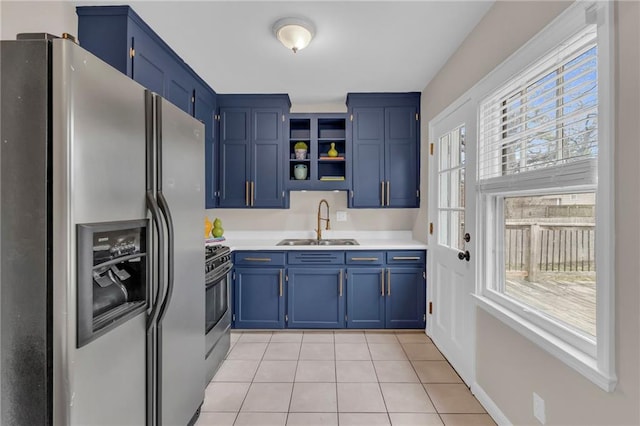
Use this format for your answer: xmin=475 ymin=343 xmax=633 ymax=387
xmin=421 ymin=1 xmax=640 ymax=424
xmin=1 ymin=1 xmax=77 ymax=41
xmin=0 ymin=2 xmax=420 ymax=236
xmin=207 ymin=191 xmax=419 ymax=233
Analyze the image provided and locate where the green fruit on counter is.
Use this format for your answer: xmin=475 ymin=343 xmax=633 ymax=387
xmin=212 ymin=226 xmax=224 ymax=238
xmin=213 ymin=218 xmax=222 ymax=227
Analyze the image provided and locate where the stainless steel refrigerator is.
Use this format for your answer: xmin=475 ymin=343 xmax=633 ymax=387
xmin=1 ymin=34 xmax=205 ymax=425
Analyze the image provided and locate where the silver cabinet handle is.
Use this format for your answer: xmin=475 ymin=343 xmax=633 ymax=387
xmin=243 ymin=257 xmax=271 ymax=262
xmin=392 ymin=256 xmax=421 ymax=260
xmin=386 ymin=181 xmax=390 ymax=206
xmin=351 ymin=257 xmax=379 ymax=261
xmin=380 ymin=269 xmax=385 ymax=296
xmin=245 ymin=181 xmax=249 ymax=206
xmin=339 ymin=270 xmax=343 ymax=297
xmin=279 ymin=269 xmax=283 ymax=297
xmin=387 ymin=269 xmax=391 ymax=296
xmin=250 ymin=181 xmax=255 ymax=207
xmin=380 ymin=181 xmax=385 ymax=207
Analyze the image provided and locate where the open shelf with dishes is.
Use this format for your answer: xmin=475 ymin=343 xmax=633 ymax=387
xmin=287 ymin=114 xmax=349 ymax=190
xmin=288 ymin=118 xmax=312 ymax=182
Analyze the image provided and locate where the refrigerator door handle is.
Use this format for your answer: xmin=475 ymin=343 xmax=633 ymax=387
xmin=154 ymin=96 xmax=175 ymax=325
xmin=145 ymin=191 xmax=165 ymax=329
xmin=145 ymin=90 xmax=165 ymax=331
xmin=156 ymin=192 xmax=174 ymax=324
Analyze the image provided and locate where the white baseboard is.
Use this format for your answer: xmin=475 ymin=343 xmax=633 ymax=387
xmin=471 ymin=382 xmax=512 ymax=426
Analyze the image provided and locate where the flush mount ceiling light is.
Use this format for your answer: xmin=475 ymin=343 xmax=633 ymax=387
xmin=273 ymin=17 xmax=315 ymax=53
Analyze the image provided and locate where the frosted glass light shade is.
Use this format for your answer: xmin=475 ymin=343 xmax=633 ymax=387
xmin=273 ymin=18 xmax=315 ymax=53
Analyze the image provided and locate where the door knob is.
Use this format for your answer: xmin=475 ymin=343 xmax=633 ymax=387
xmin=463 ymin=233 xmax=471 ymax=243
xmin=458 ymin=250 xmax=470 ymax=261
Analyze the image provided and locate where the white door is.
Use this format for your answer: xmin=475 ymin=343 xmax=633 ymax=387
xmin=427 ymin=99 xmax=476 ymax=385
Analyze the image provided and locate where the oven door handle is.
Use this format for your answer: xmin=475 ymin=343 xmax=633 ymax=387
xmin=206 ymin=262 xmax=233 ymax=289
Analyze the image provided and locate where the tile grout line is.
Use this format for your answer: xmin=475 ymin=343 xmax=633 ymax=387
xmin=234 ymin=331 xmax=272 ymax=423
xmin=400 ymin=333 xmax=445 ymax=421
xmin=333 ymin=331 xmax=340 ymax=426
xmin=219 ymin=331 xmax=492 ymax=425
xmin=286 ymin=330 xmax=309 ymax=423
xmin=365 ymin=332 xmax=393 ymax=425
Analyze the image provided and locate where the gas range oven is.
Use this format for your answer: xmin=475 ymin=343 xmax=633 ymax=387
xmin=204 ymin=244 xmax=232 ymax=382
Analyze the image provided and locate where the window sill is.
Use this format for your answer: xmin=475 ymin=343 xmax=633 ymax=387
xmin=472 ymin=294 xmax=617 ymax=392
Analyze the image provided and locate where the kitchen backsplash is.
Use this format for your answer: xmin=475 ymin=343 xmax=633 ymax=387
xmin=206 ymin=191 xmax=419 ymax=233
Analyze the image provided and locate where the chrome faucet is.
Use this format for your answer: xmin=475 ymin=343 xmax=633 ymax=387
xmin=316 ymin=199 xmax=331 ymax=240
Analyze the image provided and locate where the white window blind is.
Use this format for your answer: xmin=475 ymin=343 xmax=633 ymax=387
xmin=479 ymin=26 xmax=598 ymax=185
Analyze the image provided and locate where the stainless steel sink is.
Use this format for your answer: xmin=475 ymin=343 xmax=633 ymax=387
xmin=276 ymin=239 xmax=318 ymax=246
xmin=276 ymin=238 xmax=359 ymax=246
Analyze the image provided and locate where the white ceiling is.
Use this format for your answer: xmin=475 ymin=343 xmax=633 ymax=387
xmin=84 ymin=1 xmax=494 ymax=109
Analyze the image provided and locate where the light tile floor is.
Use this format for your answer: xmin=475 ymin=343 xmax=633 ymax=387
xmin=197 ymin=331 xmax=496 ymax=426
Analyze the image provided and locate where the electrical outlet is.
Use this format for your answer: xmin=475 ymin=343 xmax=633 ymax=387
xmin=336 ymin=211 xmax=347 ymax=222
xmin=533 ymin=392 xmax=546 ymax=424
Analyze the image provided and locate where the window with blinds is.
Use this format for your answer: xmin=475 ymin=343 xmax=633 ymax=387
xmin=472 ymin=2 xmax=616 ymax=390
xmin=478 ymin=26 xmax=598 ymax=186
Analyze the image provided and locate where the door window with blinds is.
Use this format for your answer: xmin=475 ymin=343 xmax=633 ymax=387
xmin=478 ymin=24 xmax=604 ymax=356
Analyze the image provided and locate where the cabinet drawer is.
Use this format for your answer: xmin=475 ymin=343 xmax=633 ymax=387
xmin=346 ymin=251 xmax=385 ymax=265
xmin=234 ymin=251 xmax=285 ymax=266
xmin=386 ymin=250 xmax=425 ymax=264
xmin=287 ymin=251 xmax=345 ymax=265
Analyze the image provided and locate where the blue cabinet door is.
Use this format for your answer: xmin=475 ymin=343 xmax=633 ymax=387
xmin=166 ymin=62 xmax=194 ymax=114
xmin=351 ymin=107 xmax=385 ymax=207
xmin=385 ymin=267 xmax=426 ymax=329
xmin=234 ymin=267 xmax=285 ymax=329
xmin=129 ymin=24 xmax=168 ymax=97
xmin=287 ymin=268 xmax=345 ymax=328
xmin=346 ymin=268 xmax=385 ymax=329
xmin=385 ymin=106 xmax=419 ymax=208
xmin=219 ymin=108 xmax=251 ymax=207
xmin=77 ymin=7 xmax=130 ymax=76
xmin=195 ymin=86 xmax=217 ymax=208
xmin=252 ymin=108 xmax=285 ymax=207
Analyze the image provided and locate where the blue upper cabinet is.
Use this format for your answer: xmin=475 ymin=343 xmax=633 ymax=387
xmin=347 ymin=93 xmax=420 ymax=208
xmin=219 ymin=107 xmax=251 ymax=208
xmin=128 ymin=21 xmax=168 ymax=96
xmin=166 ymin=63 xmax=194 ymax=115
xmin=194 ymin=83 xmax=218 ymax=208
xmin=77 ymin=5 xmax=219 ymax=208
xmin=286 ymin=114 xmax=350 ymax=191
xmin=218 ymin=95 xmax=290 ymax=208
xmin=350 ymin=107 xmax=385 ymax=207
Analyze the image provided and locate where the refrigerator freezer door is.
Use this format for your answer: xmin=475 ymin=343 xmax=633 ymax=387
xmin=0 ymin=39 xmax=52 ymax=426
xmin=52 ymin=39 xmax=147 ymax=425
xmin=156 ymin=97 xmax=205 ymax=425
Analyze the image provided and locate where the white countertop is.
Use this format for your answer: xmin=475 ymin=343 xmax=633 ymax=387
xmin=213 ymin=230 xmax=427 ymax=251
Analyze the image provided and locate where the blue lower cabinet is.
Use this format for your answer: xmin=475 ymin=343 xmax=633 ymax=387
xmin=231 ymin=250 xmax=425 ymax=330
xmin=234 ymin=267 xmax=285 ymax=329
xmin=346 ymin=268 xmax=385 ymax=329
xmin=287 ymin=267 xmax=345 ymax=328
xmin=385 ymin=267 xmax=426 ymax=329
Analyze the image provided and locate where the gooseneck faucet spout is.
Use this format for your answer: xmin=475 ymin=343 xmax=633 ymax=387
xmin=316 ymin=199 xmax=331 ymax=240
